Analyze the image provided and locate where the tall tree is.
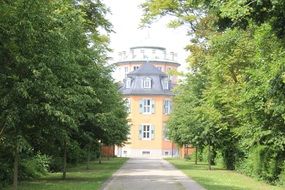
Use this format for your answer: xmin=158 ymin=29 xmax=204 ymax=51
xmin=0 ymin=0 xmax=128 ymax=188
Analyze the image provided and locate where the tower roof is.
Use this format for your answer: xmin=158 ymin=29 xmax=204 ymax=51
xmin=120 ymin=61 xmax=173 ymax=96
xmin=128 ymin=61 xmax=167 ymax=77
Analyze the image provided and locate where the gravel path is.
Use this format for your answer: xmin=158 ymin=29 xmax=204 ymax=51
xmin=101 ymin=157 xmax=205 ymax=190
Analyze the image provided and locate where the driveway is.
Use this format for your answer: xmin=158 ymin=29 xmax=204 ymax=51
xmin=101 ymin=157 xmax=205 ymax=190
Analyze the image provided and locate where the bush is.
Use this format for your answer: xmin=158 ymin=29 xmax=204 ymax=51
xmin=49 ymin=156 xmax=63 ymax=172
xmin=20 ymin=153 xmax=50 ymax=179
xmin=215 ymin=151 xmax=225 ymax=168
xmin=236 ymin=145 xmax=281 ymax=183
xmin=278 ymin=162 xmax=285 ymax=186
xmin=0 ymin=161 xmax=13 ymax=188
xmin=201 ymin=146 xmax=216 ymax=165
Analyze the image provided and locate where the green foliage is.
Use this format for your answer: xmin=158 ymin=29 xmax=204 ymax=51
xmin=167 ymin=158 xmax=285 ymax=190
xmin=20 ymin=154 xmax=50 ymax=179
xmin=0 ymin=0 xmax=128 ymax=188
xmin=278 ymin=162 xmax=285 ymax=186
xmin=236 ymin=145 xmax=281 ymax=183
xmin=4 ymin=158 xmax=128 ymax=190
xmin=142 ymin=0 xmax=285 ymax=185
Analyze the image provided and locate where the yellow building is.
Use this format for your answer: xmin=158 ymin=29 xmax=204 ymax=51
xmin=113 ymin=46 xmax=180 ymax=157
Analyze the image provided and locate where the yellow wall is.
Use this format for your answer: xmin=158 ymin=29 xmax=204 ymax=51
xmin=125 ymin=95 xmax=172 ymax=150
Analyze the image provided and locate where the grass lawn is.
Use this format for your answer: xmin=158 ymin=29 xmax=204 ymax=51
xmin=5 ymin=157 xmax=128 ymax=190
xmin=166 ymin=158 xmax=285 ymax=190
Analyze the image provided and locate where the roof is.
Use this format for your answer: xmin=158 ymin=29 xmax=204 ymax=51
xmin=130 ymin=46 xmax=166 ymax=51
xmin=128 ymin=61 xmax=167 ymax=77
xmin=120 ymin=61 xmax=173 ymax=96
xmin=114 ymin=60 xmax=181 ymax=67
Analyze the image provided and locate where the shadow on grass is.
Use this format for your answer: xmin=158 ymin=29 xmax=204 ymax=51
xmin=37 ymin=175 xmax=109 ymax=183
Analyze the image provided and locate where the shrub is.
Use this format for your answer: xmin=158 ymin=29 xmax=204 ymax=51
xmin=236 ymin=145 xmax=281 ymax=183
xmin=278 ymin=162 xmax=285 ymax=186
xmin=0 ymin=161 xmax=13 ymax=188
xmin=20 ymin=153 xmax=50 ymax=179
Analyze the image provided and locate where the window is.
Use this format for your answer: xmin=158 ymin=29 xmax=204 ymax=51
xmin=163 ymin=100 xmax=172 ymax=114
xmin=126 ymin=78 xmax=132 ymax=88
xmin=125 ymin=98 xmax=131 ymax=113
xmin=140 ymin=99 xmax=155 ymax=114
xmin=133 ymin=66 xmax=139 ymax=70
xmin=162 ymin=78 xmax=169 ymax=90
xmin=142 ymin=151 xmax=150 ymax=155
xmin=157 ymin=66 xmax=162 ymax=71
xmin=124 ymin=67 xmax=128 ymax=75
xmin=139 ymin=124 xmax=155 ymax=140
xmin=143 ymin=99 xmax=151 ymax=113
xmin=143 ymin=77 xmax=151 ymax=88
xmin=143 ymin=124 xmax=151 ymax=139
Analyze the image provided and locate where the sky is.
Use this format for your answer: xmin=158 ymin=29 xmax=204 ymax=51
xmin=102 ymin=0 xmax=190 ymax=72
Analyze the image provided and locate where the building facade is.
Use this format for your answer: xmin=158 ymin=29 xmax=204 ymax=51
xmin=113 ymin=46 xmax=180 ymax=157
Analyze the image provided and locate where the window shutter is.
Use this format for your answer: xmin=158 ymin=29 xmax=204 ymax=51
xmin=169 ymin=101 xmax=172 ymax=114
xmin=151 ymin=125 xmax=155 ymax=140
xmin=139 ymin=125 xmax=143 ymax=140
xmin=151 ymin=99 xmax=155 ymax=114
xmin=139 ymin=100 xmax=143 ymax=113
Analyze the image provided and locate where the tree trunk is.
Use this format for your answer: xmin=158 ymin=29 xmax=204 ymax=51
xmin=86 ymin=146 xmax=90 ymax=170
xmin=62 ymin=141 xmax=67 ymax=179
xmin=208 ymin=145 xmax=212 ymax=170
xmin=13 ymin=144 xmax=19 ymax=190
xmin=98 ymin=143 xmax=102 ymax=164
xmin=195 ymin=146 xmax=198 ymax=165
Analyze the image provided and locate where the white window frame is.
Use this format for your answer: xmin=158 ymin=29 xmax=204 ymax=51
xmin=162 ymin=78 xmax=169 ymax=90
xmin=164 ymin=100 xmax=172 ymax=114
xmin=143 ymin=77 xmax=151 ymax=89
xmin=139 ymin=99 xmax=155 ymax=114
xmin=143 ymin=99 xmax=151 ymax=114
xmin=126 ymin=78 xmax=132 ymax=88
xmin=142 ymin=124 xmax=151 ymax=140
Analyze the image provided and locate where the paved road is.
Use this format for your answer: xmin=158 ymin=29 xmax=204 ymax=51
xmin=101 ymin=157 xmax=205 ymax=190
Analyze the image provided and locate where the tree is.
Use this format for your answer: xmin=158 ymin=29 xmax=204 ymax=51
xmin=141 ymin=0 xmax=285 ymax=182
xmin=0 ymin=0 xmax=128 ymax=188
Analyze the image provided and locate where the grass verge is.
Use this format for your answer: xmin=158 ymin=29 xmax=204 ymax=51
xmin=166 ymin=158 xmax=284 ymax=190
xmin=5 ymin=157 xmax=128 ymax=190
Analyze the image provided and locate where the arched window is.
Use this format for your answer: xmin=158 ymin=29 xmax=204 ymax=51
xmin=143 ymin=77 xmax=151 ymax=89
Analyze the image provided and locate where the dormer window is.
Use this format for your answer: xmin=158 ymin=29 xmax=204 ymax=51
xmin=126 ymin=78 xmax=132 ymax=88
xmin=162 ymin=78 xmax=169 ymax=90
xmin=143 ymin=77 xmax=151 ymax=89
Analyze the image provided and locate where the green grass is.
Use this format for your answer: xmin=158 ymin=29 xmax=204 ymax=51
xmin=5 ymin=158 xmax=128 ymax=190
xmin=166 ymin=158 xmax=285 ymax=190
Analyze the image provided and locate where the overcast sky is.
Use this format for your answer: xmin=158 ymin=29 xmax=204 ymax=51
xmin=102 ymin=0 xmax=190 ymax=71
